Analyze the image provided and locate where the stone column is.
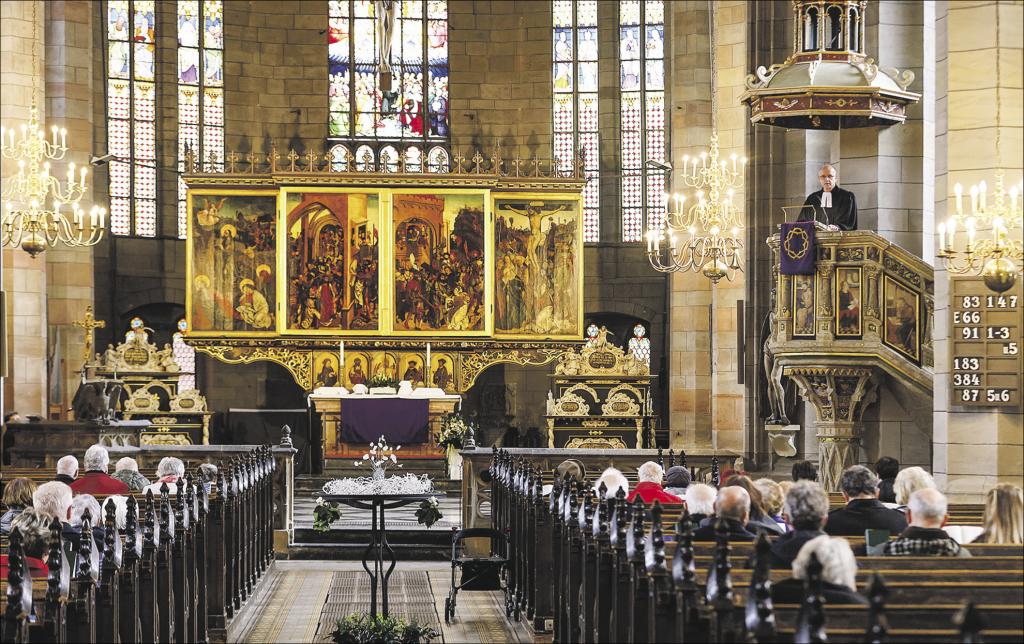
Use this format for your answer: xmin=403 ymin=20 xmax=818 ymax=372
xmin=1 ymin=1 xmax=48 ymax=416
xmin=44 ymin=0 xmax=96 ymax=416
xmin=932 ymin=0 xmax=1023 ymax=501
xmin=788 ymin=367 xmax=880 ymax=491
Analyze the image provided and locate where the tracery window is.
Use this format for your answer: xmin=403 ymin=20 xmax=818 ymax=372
xmin=328 ymin=0 xmax=449 ymax=170
xmin=619 ymin=0 xmax=666 ymax=242
xmin=553 ymin=0 xmax=600 ymax=243
xmin=106 ymin=1 xmax=158 ymax=237
xmin=177 ymin=0 xmax=224 ymax=239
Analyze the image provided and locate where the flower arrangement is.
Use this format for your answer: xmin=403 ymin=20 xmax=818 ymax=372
xmin=331 ymin=614 xmax=439 ymax=643
xmin=368 ymin=374 xmax=400 ymax=389
xmin=356 ymin=435 xmax=403 ymax=481
xmin=313 ymin=497 xmax=342 ymax=532
xmin=415 ymin=496 xmax=442 ymax=528
xmin=437 ymin=413 xmax=476 ymax=451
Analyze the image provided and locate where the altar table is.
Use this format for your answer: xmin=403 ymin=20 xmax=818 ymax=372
xmin=308 ymin=393 xmax=460 ymax=465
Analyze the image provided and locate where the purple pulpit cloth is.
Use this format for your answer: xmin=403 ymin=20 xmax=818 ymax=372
xmin=780 ymin=221 xmax=816 ymax=275
xmin=340 ymin=398 xmax=430 ymax=445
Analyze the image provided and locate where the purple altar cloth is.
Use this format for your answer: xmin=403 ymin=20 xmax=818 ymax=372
xmin=340 ymin=398 xmax=430 ymax=445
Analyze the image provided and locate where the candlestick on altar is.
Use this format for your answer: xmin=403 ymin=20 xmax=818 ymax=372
xmin=339 ymin=340 xmax=345 ymax=371
xmin=425 ymin=342 xmax=431 ymax=386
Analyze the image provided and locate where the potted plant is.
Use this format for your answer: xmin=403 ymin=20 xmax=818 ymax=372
xmin=369 ymin=374 xmax=399 ymax=395
xmin=330 ymin=614 xmax=439 ymax=643
xmin=437 ymin=413 xmax=476 ymax=480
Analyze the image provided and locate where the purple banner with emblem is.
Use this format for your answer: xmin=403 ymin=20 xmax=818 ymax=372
xmin=780 ymin=221 xmax=816 ymax=275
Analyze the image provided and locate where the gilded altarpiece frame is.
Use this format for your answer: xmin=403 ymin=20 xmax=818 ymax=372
xmin=182 ymin=152 xmax=586 ymax=394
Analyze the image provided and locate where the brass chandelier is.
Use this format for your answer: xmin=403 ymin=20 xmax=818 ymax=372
xmin=646 ymin=1 xmax=746 ymax=283
xmin=936 ymin=16 xmax=1022 ymax=293
xmin=1 ymin=3 xmax=105 ymax=258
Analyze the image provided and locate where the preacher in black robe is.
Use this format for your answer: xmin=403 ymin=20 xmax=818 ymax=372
xmin=799 ymin=164 xmax=858 ymax=231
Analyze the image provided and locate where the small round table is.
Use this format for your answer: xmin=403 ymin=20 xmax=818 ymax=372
xmin=321 ymin=492 xmax=442 ymax=618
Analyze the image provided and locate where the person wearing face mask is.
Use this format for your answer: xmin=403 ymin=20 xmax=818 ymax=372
xmin=800 ymin=163 xmax=858 ymax=231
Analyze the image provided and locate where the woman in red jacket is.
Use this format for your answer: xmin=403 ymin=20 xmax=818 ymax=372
xmin=627 ymin=461 xmax=683 ymax=504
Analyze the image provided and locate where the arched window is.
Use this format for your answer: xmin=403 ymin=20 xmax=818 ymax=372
xmin=328 ymin=1 xmax=449 ymax=168
xmin=826 ymin=6 xmax=843 ymax=50
xmin=426 ymin=146 xmax=450 ymax=173
xmin=330 ymin=144 xmax=351 ymax=171
xmin=620 ymin=0 xmax=666 ymax=242
xmin=354 ymin=144 xmax=375 ymax=171
xmin=106 ymin=0 xmax=158 ymax=237
xmin=553 ymin=0 xmax=600 ymax=242
xmin=380 ymin=145 xmax=400 ymax=172
xmin=404 ymin=146 xmax=422 ymax=172
xmin=177 ymin=0 xmax=224 ymax=239
xmin=802 ymin=6 xmax=819 ymax=51
xmin=848 ymin=8 xmax=861 ymax=52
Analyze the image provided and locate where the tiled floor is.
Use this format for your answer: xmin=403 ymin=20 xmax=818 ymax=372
xmin=234 ymin=561 xmax=538 ymax=643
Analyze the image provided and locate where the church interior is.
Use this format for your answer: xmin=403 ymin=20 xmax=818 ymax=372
xmin=1 ymin=0 xmax=1022 ymax=642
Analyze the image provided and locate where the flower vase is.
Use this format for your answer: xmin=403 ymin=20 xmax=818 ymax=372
xmin=447 ymin=446 xmax=463 ymax=480
xmin=372 ymin=466 xmax=386 ymax=482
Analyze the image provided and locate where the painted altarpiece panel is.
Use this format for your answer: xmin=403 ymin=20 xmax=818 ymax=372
xmin=187 ymin=191 xmax=278 ymax=334
xmin=284 ymin=191 xmax=381 ymax=333
xmin=883 ymin=275 xmax=920 ymax=363
xmin=494 ymin=196 xmax=582 ymax=338
xmin=391 ymin=191 xmax=488 ymax=333
xmin=835 ymin=266 xmax=863 ymax=338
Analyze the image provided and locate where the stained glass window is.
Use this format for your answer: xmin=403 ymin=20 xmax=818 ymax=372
xmin=177 ymin=0 xmax=224 ymax=239
xmin=620 ymin=0 xmax=666 ymax=242
xmin=106 ymin=0 xmax=157 ymax=237
xmin=328 ymin=0 xmax=449 ymax=168
xmin=553 ymin=0 xmax=600 ymax=242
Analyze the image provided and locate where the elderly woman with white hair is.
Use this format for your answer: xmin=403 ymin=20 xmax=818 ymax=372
xmin=627 ymin=461 xmax=683 ymax=504
xmin=112 ymin=457 xmax=152 ymax=491
xmin=143 ymin=456 xmax=187 ymax=497
xmin=32 ymin=481 xmax=73 ymax=524
xmin=594 ymin=467 xmax=629 ymax=499
xmin=70 ymin=444 xmax=130 ymax=495
xmin=684 ymin=483 xmax=717 ymax=525
xmin=893 ymin=466 xmax=936 ymax=508
xmin=771 ymin=535 xmax=867 ymax=605
xmin=54 ymin=455 xmax=78 ymax=485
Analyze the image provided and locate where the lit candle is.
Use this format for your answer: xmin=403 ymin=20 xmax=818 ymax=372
xmin=669 ymin=234 xmax=677 ymax=250
xmin=73 ymin=208 xmax=83 ymax=229
xmin=938 ymin=223 xmax=946 ymax=251
xmin=967 ymin=219 xmax=976 ymax=248
xmin=730 ymin=153 xmax=737 ymax=173
xmin=662 ymin=191 xmax=669 ymax=213
xmin=50 ymin=125 xmax=57 ymax=145
xmin=947 ymin=217 xmax=956 ymax=249
xmin=954 ymin=183 xmax=963 ymax=215
xmin=646 ymin=231 xmax=654 ymax=253
xmin=98 ymin=208 xmax=106 ymax=229
xmin=60 ymin=128 xmax=66 ymax=148
xmin=425 ymin=342 xmax=431 ymax=376
xmin=969 ymin=185 xmax=979 ymax=214
xmin=80 ymin=166 xmax=87 ymax=188
xmin=89 ymin=206 xmax=98 ymax=227
xmin=67 ymin=162 xmax=75 ymax=185
xmin=339 ymin=340 xmax=345 ymax=372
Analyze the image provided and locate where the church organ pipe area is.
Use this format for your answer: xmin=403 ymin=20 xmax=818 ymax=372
xmin=181 ymin=149 xmax=587 ymax=394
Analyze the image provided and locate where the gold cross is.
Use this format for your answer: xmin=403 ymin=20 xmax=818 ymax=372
xmin=72 ymin=306 xmax=106 ymax=363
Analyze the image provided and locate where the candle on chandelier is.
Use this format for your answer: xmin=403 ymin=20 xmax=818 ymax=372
xmin=50 ymin=125 xmax=58 ymax=146
xmin=947 ymin=217 xmax=956 ymax=249
xmin=674 ymin=193 xmax=684 ymax=214
xmin=967 ymin=219 xmax=976 ymax=249
xmin=73 ymin=208 xmax=83 ymax=229
xmin=730 ymin=153 xmax=737 ymax=173
xmin=67 ymin=162 xmax=75 ymax=185
xmin=662 ymin=192 xmax=669 ymax=213
xmin=80 ymin=166 xmax=87 ymax=188
xmin=60 ymin=128 xmax=66 ymax=149
xmin=89 ymin=206 xmax=99 ymax=228
xmin=938 ymin=223 xmax=946 ymax=251
xmin=969 ymin=185 xmax=979 ymax=214
xmin=339 ymin=340 xmax=345 ymax=372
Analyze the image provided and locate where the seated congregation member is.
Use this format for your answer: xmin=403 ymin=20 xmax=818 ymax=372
xmin=772 ymin=536 xmax=867 ymax=605
xmin=771 ymin=481 xmax=829 ymax=568
xmin=143 ymin=456 xmax=187 ymax=497
xmin=825 ymin=465 xmax=907 ymax=537
xmin=628 ymin=461 xmax=683 ymax=504
xmin=692 ymin=486 xmax=758 ymax=541
xmin=54 ymin=454 xmax=78 ymax=485
xmin=556 ymin=458 xmax=586 ymax=482
xmin=65 ymin=494 xmax=106 ymax=552
xmin=198 ymin=463 xmax=219 ymax=495
xmin=720 ymin=475 xmax=784 ymax=535
xmin=685 ymin=483 xmax=717 ymax=525
xmin=32 ymin=481 xmax=73 ymax=524
xmin=112 ymin=456 xmax=152 ymax=491
xmin=1 ymin=477 xmax=37 ymax=534
xmin=754 ymin=478 xmax=788 ymax=532
xmin=893 ymin=465 xmax=936 ymax=509
xmin=0 ymin=509 xmax=53 ymax=579
xmin=875 ymin=456 xmax=900 ymax=503
xmin=973 ymin=483 xmax=1023 ymax=544
xmin=791 ymin=460 xmax=817 ymax=482
xmin=70 ymin=444 xmax=130 ymax=495
xmin=884 ymin=488 xmax=970 ymax=557
xmin=664 ymin=466 xmax=691 ymax=497
xmin=594 ymin=467 xmax=629 ymax=499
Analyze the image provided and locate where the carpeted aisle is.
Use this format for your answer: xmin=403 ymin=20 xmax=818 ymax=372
xmin=235 ymin=561 xmax=535 ymax=643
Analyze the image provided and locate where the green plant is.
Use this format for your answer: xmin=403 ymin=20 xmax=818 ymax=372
xmin=330 ymin=613 xmax=440 ymax=643
xmin=436 ymin=412 xmax=476 ymax=451
xmin=415 ymin=496 xmax=442 ymax=528
xmin=368 ymin=374 xmax=399 ymax=389
xmin=313 ymin=497 xmax=341 ymax=532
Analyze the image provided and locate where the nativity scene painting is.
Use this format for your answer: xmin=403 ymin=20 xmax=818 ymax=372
xmin=392 ymin=192 xmax=486 ymax=332
xmin=189 ymin=192 xmax=277 ymax=333
xmin=494 ymin=198 xmax=580 ymax=337
xmin=285 ymin=191 xmax=381 ymax=332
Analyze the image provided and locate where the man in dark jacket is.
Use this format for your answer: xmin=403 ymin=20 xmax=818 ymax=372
xmin=771 ymin=480 xmax=829 ymax=568
xmin=825 ymin=465 xmax=907 ymax=537
xmin=693 ymin=486 xmax=758 ymax=541
xmin=883 ymin=488 xmax=970 ymax=557
xmin=799 ymin=164 xmax=858 ymax=231
xmin=875 ymin=456 xmax=899 ymax=504
xmin=54 ymin=454 xmax=78 ymax=486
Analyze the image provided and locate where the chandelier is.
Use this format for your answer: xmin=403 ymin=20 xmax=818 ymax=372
xmin=938 ymin=174 xmax=1023 ymax=292
xmin=646 ymin=1 xmax=746 ymax=283
xmin=0 ymin=2 xmax=105 ymax=258
xmin=936 ymin=13 xmax=1022 ymax=294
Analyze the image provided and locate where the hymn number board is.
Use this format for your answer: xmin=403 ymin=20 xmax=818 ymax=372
xmin=950 ymin=278 xmax=1022 ymax=408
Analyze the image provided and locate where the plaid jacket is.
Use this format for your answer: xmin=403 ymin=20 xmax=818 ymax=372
xmin=882 ymin=527 xmax=971 ymax=557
